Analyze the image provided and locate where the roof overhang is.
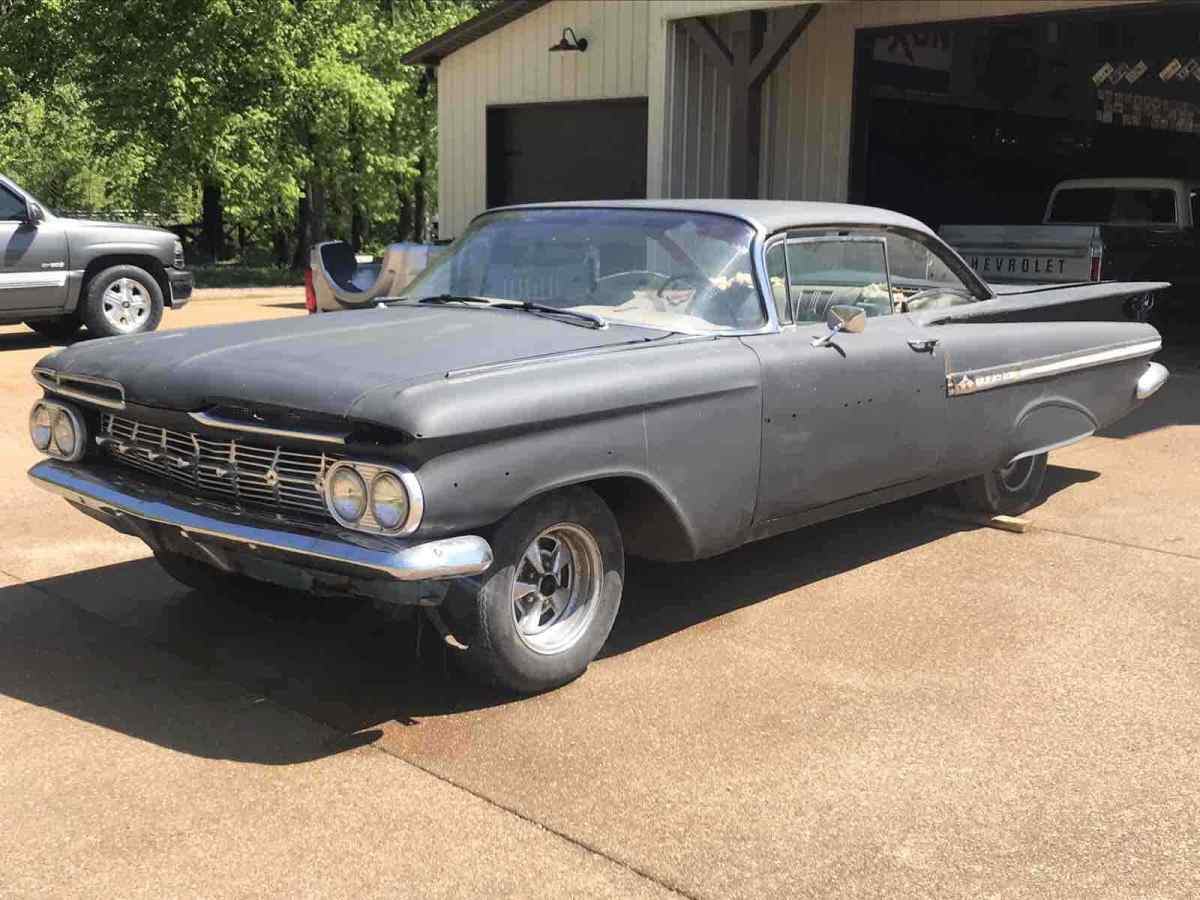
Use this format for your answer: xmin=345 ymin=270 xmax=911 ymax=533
xmin=400 ymin=0 xmax=551 ymax=66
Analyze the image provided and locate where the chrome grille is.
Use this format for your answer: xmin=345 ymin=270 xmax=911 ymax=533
xmin=99 ymin=413 xmax=334 ymax=520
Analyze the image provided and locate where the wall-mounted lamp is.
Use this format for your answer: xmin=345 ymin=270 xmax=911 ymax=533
xmin=549 ymin=27 xmax=588 ymax=53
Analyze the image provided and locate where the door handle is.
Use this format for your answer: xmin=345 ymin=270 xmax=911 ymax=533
xmin=907 ymin=338 xmax=939 ymax=353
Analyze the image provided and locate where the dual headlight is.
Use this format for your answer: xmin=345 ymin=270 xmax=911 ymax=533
xmin=324 ymin=461 xmax=423 ymax=536
xmin=29 ymin=400 xmax=87 ymax=462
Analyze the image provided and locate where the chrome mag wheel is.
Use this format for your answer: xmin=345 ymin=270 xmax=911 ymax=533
xmin=102 ymin=277 xmax=151 ymax=333
xmin=511 ymin=523 xmax=603 ymax=655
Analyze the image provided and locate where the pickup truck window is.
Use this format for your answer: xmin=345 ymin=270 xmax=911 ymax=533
xmin=0 ymin=185 xmax=26 ymax=221
xmin=1048 ymin=187 xmax=1175 ymax=225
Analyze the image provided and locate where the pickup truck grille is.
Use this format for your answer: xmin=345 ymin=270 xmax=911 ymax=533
xmin=98 ymin=413 xmax=333 ymax=520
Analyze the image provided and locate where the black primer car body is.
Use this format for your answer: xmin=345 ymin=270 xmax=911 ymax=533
xmin=26 ymin=200 xmax=1170 ymax=692
xmin=1 ymin=174 xmax=192 ymax=337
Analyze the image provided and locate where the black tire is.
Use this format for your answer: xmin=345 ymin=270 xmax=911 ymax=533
xmin=25 ymin=317 xmax=82 ymax=340
xmin=81 ymin=265 xmax=164 ymax=338
xmin=443 ymin=486 xmax=625 ymax=694
xmin=953 ymin=452 xmax=1048 ymax=517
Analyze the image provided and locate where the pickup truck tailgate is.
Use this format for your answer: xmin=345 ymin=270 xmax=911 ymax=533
xmin=940 ymin=224 xmax=1100 ymax=284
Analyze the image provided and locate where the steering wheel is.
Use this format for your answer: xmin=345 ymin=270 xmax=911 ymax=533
xmin=656 ymin=273 xmax=706 ymax=299
xmin=596 ymin=270 xmax=671 ymax=287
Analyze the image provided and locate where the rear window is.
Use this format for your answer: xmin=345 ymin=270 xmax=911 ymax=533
xmin=1047 ymin=188 xmax=1176 ymax=225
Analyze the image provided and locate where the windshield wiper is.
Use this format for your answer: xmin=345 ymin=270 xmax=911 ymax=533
xmin=414 ymin=293 xmax=494 ymax=305
xmin=492 ymin=301 xmax=606 ymax=329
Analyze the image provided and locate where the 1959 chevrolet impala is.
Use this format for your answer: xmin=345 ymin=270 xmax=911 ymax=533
xmin=27 ymin=201 xmax=1170 ymax=693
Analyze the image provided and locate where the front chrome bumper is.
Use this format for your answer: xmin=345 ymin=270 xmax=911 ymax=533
xmin=28 ymin=459 xmax=492 ymax=582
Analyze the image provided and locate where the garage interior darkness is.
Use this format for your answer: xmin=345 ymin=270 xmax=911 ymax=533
xmin=853 ymin=5 xmax=1200 ymax=229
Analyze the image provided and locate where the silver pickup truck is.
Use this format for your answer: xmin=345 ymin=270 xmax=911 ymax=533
xmin=940 ymin=178 xmax=1198 ymax=325
xmin=1 ymin=174 xmax=193 ymax=339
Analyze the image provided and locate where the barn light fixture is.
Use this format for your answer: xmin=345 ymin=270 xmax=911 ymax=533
xmin=549 ymin=27 xmax=587 ymax=53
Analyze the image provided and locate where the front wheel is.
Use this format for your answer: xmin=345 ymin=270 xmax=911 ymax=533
xmin=953 ymin=452 xmax=1048 ymax=517
xmin=443 ymin=486 xmax=624 ymax=694
xmin=82 ymin=265 xmax=164 ymax=337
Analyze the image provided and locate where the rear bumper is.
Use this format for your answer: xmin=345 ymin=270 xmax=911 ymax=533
xmin=27 ymin=459 xmax=493 ymax=583
xmin=167 ymin=268 xmax=193 ymax=308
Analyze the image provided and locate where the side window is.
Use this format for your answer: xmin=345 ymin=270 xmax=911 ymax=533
xmin=0 ymin=186 xmax=27 ymax=221
xmin=1190 ymin=190 xmax=1200 ymax=228
xmin=884 ymin=233 xmax=976 ymax=312
xmin=785 ymin=236 xmax=893 ymax=321
xmin=764 ymin=241 xmax=791 ymax=324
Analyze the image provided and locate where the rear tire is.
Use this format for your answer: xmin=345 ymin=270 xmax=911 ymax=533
xmin=25 ymin=317 xmax=82 ymax=340
xmin=443 ymin=486 xmax=624 ymax=694
xmin=954 ymin=452 xmax=1048 ymax=516
xmin=82 ymin=265 xmax=164 ymax=337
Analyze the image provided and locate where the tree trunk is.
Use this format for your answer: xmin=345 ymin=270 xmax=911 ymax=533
xmin=310 ymin=176 xmax=327 ymax=246
xmin=351 ymin=205 xmax=366 ymax=251
xmin=397 ymin=192 xmax=413 ymax=242
xmin=290 ymin=191 xmax=311 ymax=270
xmin=413 ymin=155 xmax=427 ymax=243
xmin=272 ymin=228 xmax=290 ymax=268
xmin=201 ymin=180 xmax=224 ymax=262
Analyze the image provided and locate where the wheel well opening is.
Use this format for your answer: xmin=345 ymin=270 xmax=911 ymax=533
xmin=80 ymin=255 xmax=170 ymax=307
xmin=583 ymin=476 xmax=696 ymax=563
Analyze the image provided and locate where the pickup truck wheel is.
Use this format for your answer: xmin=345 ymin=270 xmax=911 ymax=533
xmin=954 ymin=452 xmax=1048 ymax=516
xmin=25 ymin=317 xmax=82 ymax=340
xmin=444 ymin=486 xmax=624 ymax=694
xmin=82 ymin=265 xmax=163 ymax=337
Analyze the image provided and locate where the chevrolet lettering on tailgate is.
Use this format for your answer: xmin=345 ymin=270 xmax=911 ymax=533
xmin=968 ymin=254 xmax=1069 ymax=278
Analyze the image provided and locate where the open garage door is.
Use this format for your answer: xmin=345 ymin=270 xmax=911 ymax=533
xmin=851 ymin=4 xmax=1200 ymax=230
xmin=486 ymin=99 xmax=648 ymax=208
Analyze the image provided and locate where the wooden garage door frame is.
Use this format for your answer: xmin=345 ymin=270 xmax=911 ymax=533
xmin=485 ymin=98 xmax=650 ymax=209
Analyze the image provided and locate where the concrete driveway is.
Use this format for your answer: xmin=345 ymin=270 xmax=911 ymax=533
xmin=1 ymin=294 xmax=1197 ymax=898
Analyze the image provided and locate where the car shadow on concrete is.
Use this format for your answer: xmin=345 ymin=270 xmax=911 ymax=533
xmin=0 ymin=330 xmax=85 ymax=353
xmin=0 ymin=463 xmax=1104 ymax=764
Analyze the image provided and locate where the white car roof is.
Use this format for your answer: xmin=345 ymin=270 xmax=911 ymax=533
xmin=482 ymin=199 xmax=938 ymax=239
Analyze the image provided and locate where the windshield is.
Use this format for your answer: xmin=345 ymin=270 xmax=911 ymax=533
xmin=398 ymin=208 xmax=765 ymax=333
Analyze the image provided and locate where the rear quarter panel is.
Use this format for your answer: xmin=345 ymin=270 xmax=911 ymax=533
xmin=933 ymin=320 xmax=1160 ymax=477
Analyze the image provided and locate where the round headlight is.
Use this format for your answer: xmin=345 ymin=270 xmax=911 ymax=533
xmin=328 ymin=466 xmax=367 ymax=522
xmin=52 ymin=410 xmax=77 ymax=458
xmin=371 ymin=472 xmax=410 ymax=531
xmin=29 ymin=403 xmax=53 ymax=451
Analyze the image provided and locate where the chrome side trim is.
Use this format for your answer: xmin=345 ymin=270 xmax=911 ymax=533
xmin=28 ymin=459 xmax=491 ymax=582
xmin=1136 ymin=361 xmax=1169 ymax=400
xmin=189 ymin=411 xmax=346 ymax=446
xmin=0 ymin=271 xmax=67 ymax=289
xmin=33 ymin=367 xmax=126 ymax=410
xmin=946 ymin=339 xmax=1162 ymax=397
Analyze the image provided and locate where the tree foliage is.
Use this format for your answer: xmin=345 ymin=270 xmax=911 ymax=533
xmin=0 ymin=0 xmax=484 ymax=264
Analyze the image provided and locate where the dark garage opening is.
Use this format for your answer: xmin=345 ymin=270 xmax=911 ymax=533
xmin=851 ymin=5 xmax=1200 ymax=230
xmin=486 ymin=99 xmax=649 ymax=208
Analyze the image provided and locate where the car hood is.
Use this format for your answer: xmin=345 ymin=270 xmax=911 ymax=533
xmin=55 ymin=216 xmax=176 ymax=238
xmin=39 ymin=305 xmax=663 ymax=422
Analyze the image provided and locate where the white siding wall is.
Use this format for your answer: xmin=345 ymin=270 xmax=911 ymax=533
xmin=435 ymin=0 xmax=1153 ymax=236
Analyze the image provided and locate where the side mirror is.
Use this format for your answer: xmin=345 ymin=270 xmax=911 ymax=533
xmin=23 ymin=201 xmax=45 ymax=226
xmin=811 ymin=305 xmax=866 ymax=347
